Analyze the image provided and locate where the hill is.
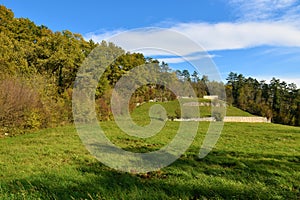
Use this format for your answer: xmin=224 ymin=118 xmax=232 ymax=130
xmin=131 ymin=98 xmax=253 ymax=124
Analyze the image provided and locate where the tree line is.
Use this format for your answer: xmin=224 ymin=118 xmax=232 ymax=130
xmin=225 ymin=72 xmax=300 ymax=126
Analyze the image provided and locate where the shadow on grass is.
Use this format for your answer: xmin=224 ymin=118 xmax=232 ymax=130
xmin=4 ymin=150 xmax=300 ymax=199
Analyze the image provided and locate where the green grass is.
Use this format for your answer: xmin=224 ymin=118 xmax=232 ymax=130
xmin=131 ymin=99 xmax=253 ymax=123
xmin=0 ymin=121 xmax=299 ymax=199
xmin=225 ymin=106 xmax=253 ymax=116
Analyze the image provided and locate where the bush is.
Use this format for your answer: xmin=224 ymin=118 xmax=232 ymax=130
xmin=0 ymin=77 xmax=44 ymax=135
xmin=175 ymin=108 xmax=181 ymax=119
xmin=212 ymin=108 xmax=225 ymax=121
xmin=0 ymin=75 xmax=74 ymax=136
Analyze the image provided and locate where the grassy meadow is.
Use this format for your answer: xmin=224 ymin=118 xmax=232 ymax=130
xmin=131 ymin=99 xmax=253 ymax=123
xmin=0 ymin=119 xmax=299 ymax=199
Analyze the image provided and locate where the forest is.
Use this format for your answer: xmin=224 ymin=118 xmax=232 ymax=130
xmin=0 ymin=5 xmax=300 ymax=136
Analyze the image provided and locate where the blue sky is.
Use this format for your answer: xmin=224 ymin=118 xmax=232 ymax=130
xmin=2 ymin=0 xmax=300 ymax=86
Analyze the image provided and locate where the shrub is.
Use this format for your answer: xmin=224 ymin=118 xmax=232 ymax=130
xmin=212 ymin=108 xmax=225 ymax=121
xmin=175 ymin=108 xmax=181 ymax=119
xmin=0 ymin=77 xmax=44 ymax=135
xmin=0 ymin=75 xmax=74 ymax=136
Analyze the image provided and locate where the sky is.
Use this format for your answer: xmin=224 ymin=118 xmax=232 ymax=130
xmin=1 ymin=0 xmax=300 ymax=86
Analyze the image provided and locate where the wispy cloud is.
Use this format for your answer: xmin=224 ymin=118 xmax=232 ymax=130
xmin=229 ymin=0 xmax=300 ymax=23
xmin=260 ymin=46 xmax=300 ymax=56
xmin=155 ymin=53 xmax=217 ymax=64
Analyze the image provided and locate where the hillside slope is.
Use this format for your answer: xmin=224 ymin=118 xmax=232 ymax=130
xmin=131 ymin=99 xmax=254 ymax=123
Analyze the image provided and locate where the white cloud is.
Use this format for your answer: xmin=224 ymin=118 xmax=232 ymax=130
xmin=171 ymin=22 xmax=300 ymax=51
xmin=85 ymin=22 xmax=300 ymax=54
xmin=85 ymin=28 xmax=214 ymax=63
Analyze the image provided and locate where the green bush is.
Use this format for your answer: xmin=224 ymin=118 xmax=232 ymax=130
xmin=212 ymin=108 xmax=225 ymax=121
xmin=175 ymin=108 xmax=181 ymax=119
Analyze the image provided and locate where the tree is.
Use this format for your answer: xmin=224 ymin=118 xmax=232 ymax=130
xmin=182 ymin=70 xmax=191 ymax=82
xmin=295 ymin=101 xmax=300 ymax=126
xmin=191 ymin=71 xmax=199 ymax=82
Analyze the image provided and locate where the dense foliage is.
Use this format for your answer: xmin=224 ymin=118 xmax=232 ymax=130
xmin=225 ymin=72 xmax=300 ymax=126
xmin=0 ymin=6 xmax=191 ymax=135
xmin=0 ymin=5 xmax=97 ymax=135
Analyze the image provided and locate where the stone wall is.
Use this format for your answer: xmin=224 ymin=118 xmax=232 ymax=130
xmin=203 ymin=95 xmax=218 ymax=100
xmin=173 ymin=116 xmax=270 ymax=123
xmin=173 ymin=117 xmax=215 ymax=122
xmin=223 ymin=116 xmax=270 ymax=123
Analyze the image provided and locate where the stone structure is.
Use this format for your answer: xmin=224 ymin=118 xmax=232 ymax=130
xmin=223 ymin=116 xmax=270 ymax=123
xmin=203 ymin=95 xmax=218 ymax=100
xmin=173 ymin=116 xmax=270 ymax=123
xmin=174 ymin=117 xmax=215 ymax=122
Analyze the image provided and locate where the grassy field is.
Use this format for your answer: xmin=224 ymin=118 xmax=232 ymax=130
xmin=131 ymin=99 xmax=253 ymax=123
xmin=0 ymin=120 xmax=299 ymax=199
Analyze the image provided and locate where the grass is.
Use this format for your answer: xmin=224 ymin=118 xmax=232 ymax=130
xmin=0 ymin=121 xmax=299 ymax=199
xmin=131 ymin=99 xmax=253 ymax=123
